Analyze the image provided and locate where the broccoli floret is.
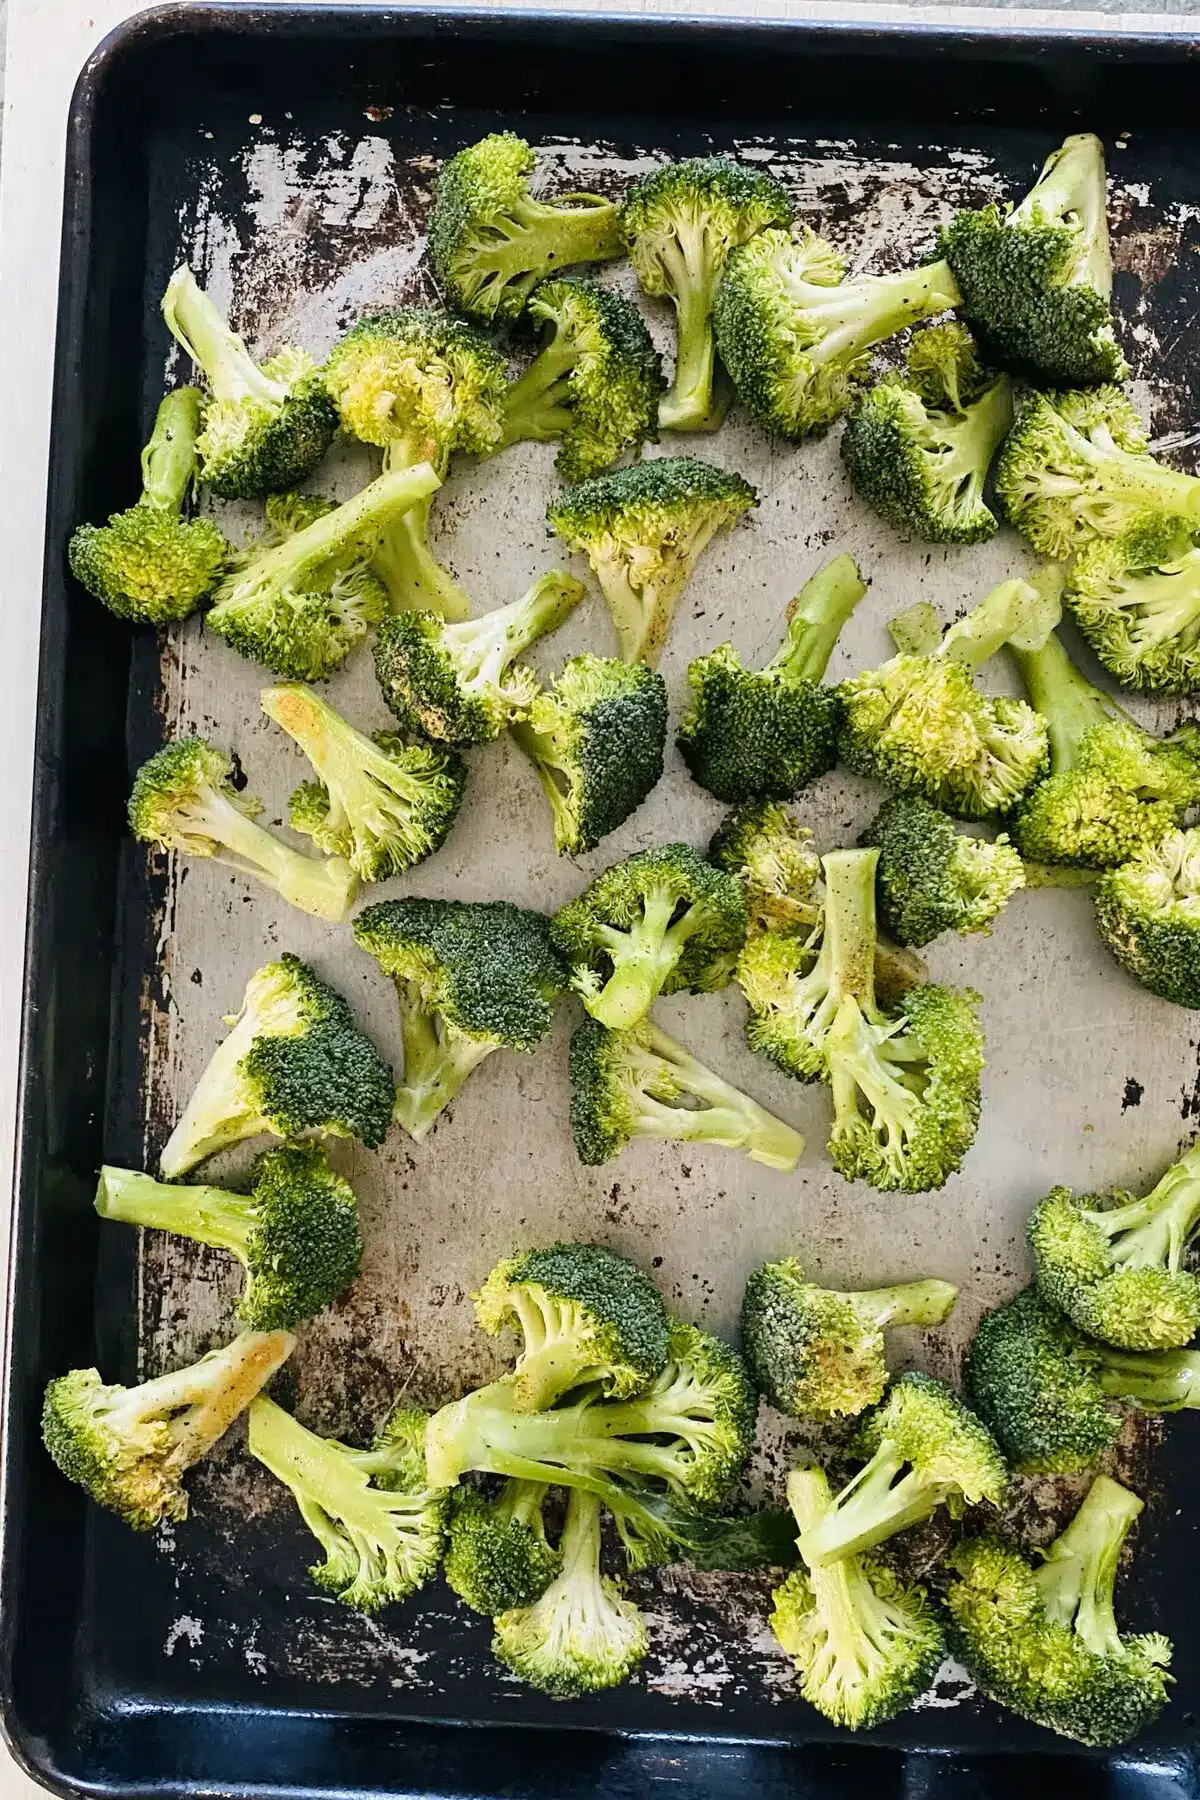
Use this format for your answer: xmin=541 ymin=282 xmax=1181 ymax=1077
xmin=247 ymin=1395 xmax=448 ymax=1613
xmin=444 ymin=1480 xmax=561 ymax=1615
xmin=742 ymin=1256 xmax=957 ymax=1421
xmin=353 ymin=897 xmax=567 ymax=1142
xmin=936 ymin=134 xmax=1126 ymax=387
xmin=996 ymin=386 xmax=1200 ymax=562
xmin=260 ymin=682 xmax=466 ymax=880
xmin=1028 ymin=1144 xmax=1200 ymax=1349
xmin=712 ymin=226 xmax=962 ymax=442
xmin=161 ymin=266 xmax=336 ymax=498
xmin=797 ymin=1371 xmax=1007 ymax=1568
xmin=1095 ymin=826 xmax=1200 ymax=1008
xmin=569 ymin=1014 xmax=803 ymax=1172
xmin=841 ymin=325 xmax=1013 ymax=544
xmin=429 ymin=132 xmax=623 ymax=324
xmin=128 ymin=737 xmax=359 ymax=922
xmin=619 ymin=158 xmax=792 ymax=434
xmin=548 ymin=456 xmax=757 ymax=666
xmin=708 ymin=802 xmax=824 ymax=938
xmin=677 ymin=553 xmax=868 ymax=802
xmin=770 ymin=1465 xmax=946 ymax=1729
xmin=499 ymin=277 xmax=663 ymax=480
xmin=42 ymin=1329 xmax=294 ymax=1529
xmin=158 ymin=954 xmax=395 ymax=1178
xmin=945 ymin=1475 xmax=1172 ymax=1747
xmin=1066 ymin=512 xmax=1200 ymax=695
xmin=68 ymin=388 xmax=229 ymax=624
xmin=860 ymin=795 xmax=1026 ymax=947
xmin=207 ymin=463 xmax=439 ymax=679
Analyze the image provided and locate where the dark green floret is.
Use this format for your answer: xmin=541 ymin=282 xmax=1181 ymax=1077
xmin=860 ymin=794 xmax=1025 ymax=947
xmin=444 ymin=1480 xmax=561 ymax=1615
xmin=708 ymin=801 xmax=823 ymax=938
xmin=1066 ymin=512 xmax=1200 ymax=695
xmin=1095 ymin=827 xmax=1200 ymax=1007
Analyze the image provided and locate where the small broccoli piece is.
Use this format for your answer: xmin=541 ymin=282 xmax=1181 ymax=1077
xmin=159 ymin=954 xmax=395 ymax=1178
xmin=499 ymin=277 xmax=663 ymax=480
xmin=1028 ymin=1144 xmax=1200 ymax=1349
xmin=860 ymin=795 xmax=1026 ymax=947
xmin=1066 ymin=513 xmax=1200 ymax=695
xmin=42 ymin=1329 xmax=293 ymax=1529
xmin=429 ymin=132 xmax=623 ymax=324
xmin=936 ymin=134 xmax=1126 ymax=387
xmin=260 ymin=682 xmax=466 ymax=880
xmin=742 ymin=1257 xmax=957 ymax=1421
xmin=945 ymin=1475 xmax=1173 ymax=1747
xmin=353 ymin=897 xmax=567 ymax=1142
xmin=569 ymin=1014 xmax=803 ymax=1172
xmin=161 ymin=266 xmax=337 ymax=498
xmin=770 ymin=1465 xmax=946 ymax=1729
xmin=247 ymin=1395 xmax=448 ymax=1613
xmin=709 ymin=801 xmax=824 ymax=938
xmin=677 ymin=553 xmax=868 ymax=802
xmin=68 ymin=388 xmax=229 ymax=624
xmin=548 ymin=456 xmax=757 ymax=666
xmin=444 ymin=1480 xmax=561 ymax=1615
xmin=1095 ymin=827 xmax=1200 ymax=1007
xmin=128 ymin=737 xmax=359 ymax=922
xmin=712 ymin=225 xmax=962 ymax=442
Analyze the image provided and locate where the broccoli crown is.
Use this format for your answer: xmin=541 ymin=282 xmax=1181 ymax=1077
xmin=709 ymin=801 xmax=823 ymax=937
xmin=736 ymin=924 xmax=829 ymax=1084
xmin=1012 ymin=719 xmax=1200 ymax=870
xmin=860 ymin=794 xmax=1026 ymax=947
xmin=1095 ymin=826 xmax=1200 ymax=1008
xmin=965 ymin=1287 xmax=1121 ymax=1473
xmin=1066 ymin=512 xmax=1200 ymax=695
xmin=444 ymin=1481 xmax=561 ymax=1616
xmin=323 ymin=306 xmax=506 ymax=463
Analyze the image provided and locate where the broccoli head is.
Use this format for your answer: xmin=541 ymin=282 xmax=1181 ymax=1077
xmin=1066 ymin=512 xmax=1200 ymax=695
xmin=860 ymin=794 xmax=1025 ymax=947
xmin=708 ymin=801 xmax=823 ymax=938
xmin=444 ymin=1480 xmax=561 ymax=1615
xmin=1095 ymin=827 xmax=1200 ymax=1008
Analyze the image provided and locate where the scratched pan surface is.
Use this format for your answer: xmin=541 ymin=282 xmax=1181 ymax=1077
xmin=6 ymin=10 xmax=1200 ymax=1798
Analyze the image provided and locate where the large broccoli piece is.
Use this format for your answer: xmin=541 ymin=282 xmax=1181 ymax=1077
xmin=43 ymin=1329 xmax=293 ymax=1529
xmin=770 ymin=1465 xmax=946 ymax=1730
xmin=444 ymin=1480 xmax=561 ymax=1615
xmin=712 ymin=225 xmax=962 ymax=442
xmin=128 ymin=737 xmax=359 ymax=922
xmin=353 ymin=897 xmax=567 ymax=1142
xmin=247 ymin=1396 xmax=448 ymax=1614
xmin=619 ymin=158 xmax=792 ymax=434
xmin=429 ymin=132 xmax=623 ymax=324
xmin=861 ymin=794 xmax=1024 ymax=947
xmin=708 ymin=801 xmax=824 ymax=939
xmin=741 ymin=1256 xmax=957 ymax=1421
xmin=945 ymin=1475 xmax=1172 ymax=1747
xmin=159 ymin=954 xmax=395 ymax=1179
xmin=676 ymin=553 xmax=867 ymax=803
xmin=548 ymin=456 xmax=757 ymax=665
xmin=68 ymin=388 xmax=229 ymax=624
xmin=161 ymin=266 xmax=337 ymax=498
xmin=936 ymin=134 xmax=1126 ymax=387
xmin=1067 ymin=513 xmax=1200 ymax=696
xmin=1095 ymin=826 xmax=1200 ymax=1008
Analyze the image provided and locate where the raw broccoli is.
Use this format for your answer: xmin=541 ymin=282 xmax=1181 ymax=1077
xmin=995 ymin=386 xmax=1200 ymax=562
xmin=860 ymin=795 xmax=1025 ymax=947
xmin=619 ymin=158 xmax=793 ymax=433
xmin=444 ymin=1480 xmax=561 ymax=1615
xmin=741 ymin=1256 xmax=957 ymax=1421
xmin=945 ymin=1475 xmax=1172 ymax=1747
xmin=207 ymin=463 xmax=439 ymax=679
xmin=68 ymin=388 xmax=229 ymax=624
xmin=1066 ymin=512 xmax=1200 ymax=695
xmin=708 ymin=801 xmax=823 ymax=938
xmin=353 ymin=897 xmax=567 ymax=1142
xmin=1095 ymin=827 xmax=1200 ymax=1008
xmin=547 ymin=456 xmax=757 ymax=665
xmin=551 ymin=843 xmax=748 ymax=1029
xmin=936 ymin=134 xmax=1126 ymax=387
xmin=770 ymin=1465 xmax=946 ymax=1730
xmin=128 ymin=737 xmax=359 ymax=922
xmin=260 ymin=681 xmax=466 ymax=881
xmin=510 ymin=654 xmax=667 ymax=855
xmin=247 ymin=1396 xmax=448 ymax=1614
xmin=841 ymin=324 xmax=1014 ymax=544
xmin=1028 ymin=1144 xmax=1200 ymax=1349
xmin=796 ymin=1371 xmax=1008 ymax=1568
xmin=159 ymin=954 xmax=395 ymax=1179
xmin=42 ymin=1328 xmax=293 ymax=1529
xmin=569 ymin=1015 xmax=804 ymax=1172
xmin=499 ymin=277 xmax=664 ymax=480
xmin=712 ymin=225 xmax=962 ymax=441
xmin=676 ymin=553 xmax=868 ymax=803
xmin=161 ymin=265 xmax=337 ymax=497
xmin=429 ymin=132 xmax=624 ymax=324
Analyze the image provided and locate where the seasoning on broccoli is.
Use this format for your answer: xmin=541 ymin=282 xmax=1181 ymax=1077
xmin=1095 ymin=826 xmax=1200 ymax=1008
xmin=860 ymin=794 xmax=1025 ymax=947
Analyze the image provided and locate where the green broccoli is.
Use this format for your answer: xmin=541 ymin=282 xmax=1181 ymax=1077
xmin=1066 ymin=512 xmax=1200 ymax=695
xmin=1095 ymin=826 xmax=1200 ymax=1008
xmin=42 ymin=1328 xmax=294 ymax=1529
xmin=158 ymin=954 xmax=395 ymax=1179
xmin=619 ymin=158 xmax=793 ymax=433
xmin=160 ymin=265 xmax=337 ymax=498
xmin=860 ymin=795 xmax=1025 ymax=947
xmin=429 ymin=132 xmax=624 ymax=324
xmin=945 ymin=1475 xmax=1172 ymax=1747
xmin=741 ymin=1256 xmax=958 ymax=1421
xmin=547 ymin=456 xmax=757 ymax=665
xmin=128 ymin=737 xmax=359 ymax=922
xmin=443 ymin=1480 xmax=561 ymax=1615
xmin=676 ymin=553 xmax=868 ymax=803
xmin=353 ymin=897 xmax=567 ymax=1142
xmin=708 ymin=801 xmax=824 ymax=938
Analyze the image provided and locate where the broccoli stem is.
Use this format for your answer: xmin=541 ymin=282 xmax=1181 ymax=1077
xmin=96 ymin=1166 xmax=254 ymax=1258
xmin=1031 ymin=1474 xmax=1141 ymax=1656
xmin=247 ymin=1395 xmax=397 ymax=1545
xmin=244 ymin=463 xmax=442 ymax=594
xmin=802 ymin=260 xmax=963 ymax=376
xmin=392 ymin=979 xmax=497 ymax=1143
xmin=184 ymin=780 xmax=357 ymax=921
xmin=1011 ymin=628 xmax=1129 ymax=772
xmin=942 ymin=375 xmax=1015 ymax=479
xmin=134 ymin=1331 xmax=293 ymax=1468
xmin=162 ymin=266 xmax=288 ymax=408
xmin=1011 ymin=134 xmax=1111 ymax=295
xmin=587 ymin=885 xmax=693 ymax=1028
xmin=1065 ymin=415 xmax=1200 ymax=525
xmin=768 ymin=554 xmax=869 ymax=683
xmin=848 ymin=1279 xmax=959 ymax=1332
xmin=630 ymin=1018 xmax=805 ymax=1172
xmin=786 ymin=1466 xmax=914 ymax=1679
xmin=822 ymin=849 xmax=881 ymax=1010
xmin=428 ymin=1386 xmax=690 ymax=1489
xmin=471 ymin=194 xmax=622 ymax=288
xmin=140 ymin=389 xmax=204 ymax=513
xmin=1083 ymin=1147 xmax=1200 ymax=1272
xmin=797 ymin=1439 xmax=940 ymax=1566
xmin=1095 ymin=1344 xmax=1200 ymax=1409
xmin=371 ymin=495 xmax=473 ymax=622
xmin=500 ymin=334 xmax=578 ymax=446
xmin=937 ymin=577 xmax=1055 ymax=675
xmin=658 ymin=234 xmax=721 ymax=432
xmin=441 ymin=571 xmax=582 ymax=693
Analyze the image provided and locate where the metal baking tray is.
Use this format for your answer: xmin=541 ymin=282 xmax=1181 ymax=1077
xmin=5 ymin=5 xmax=1200 ymax=1795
